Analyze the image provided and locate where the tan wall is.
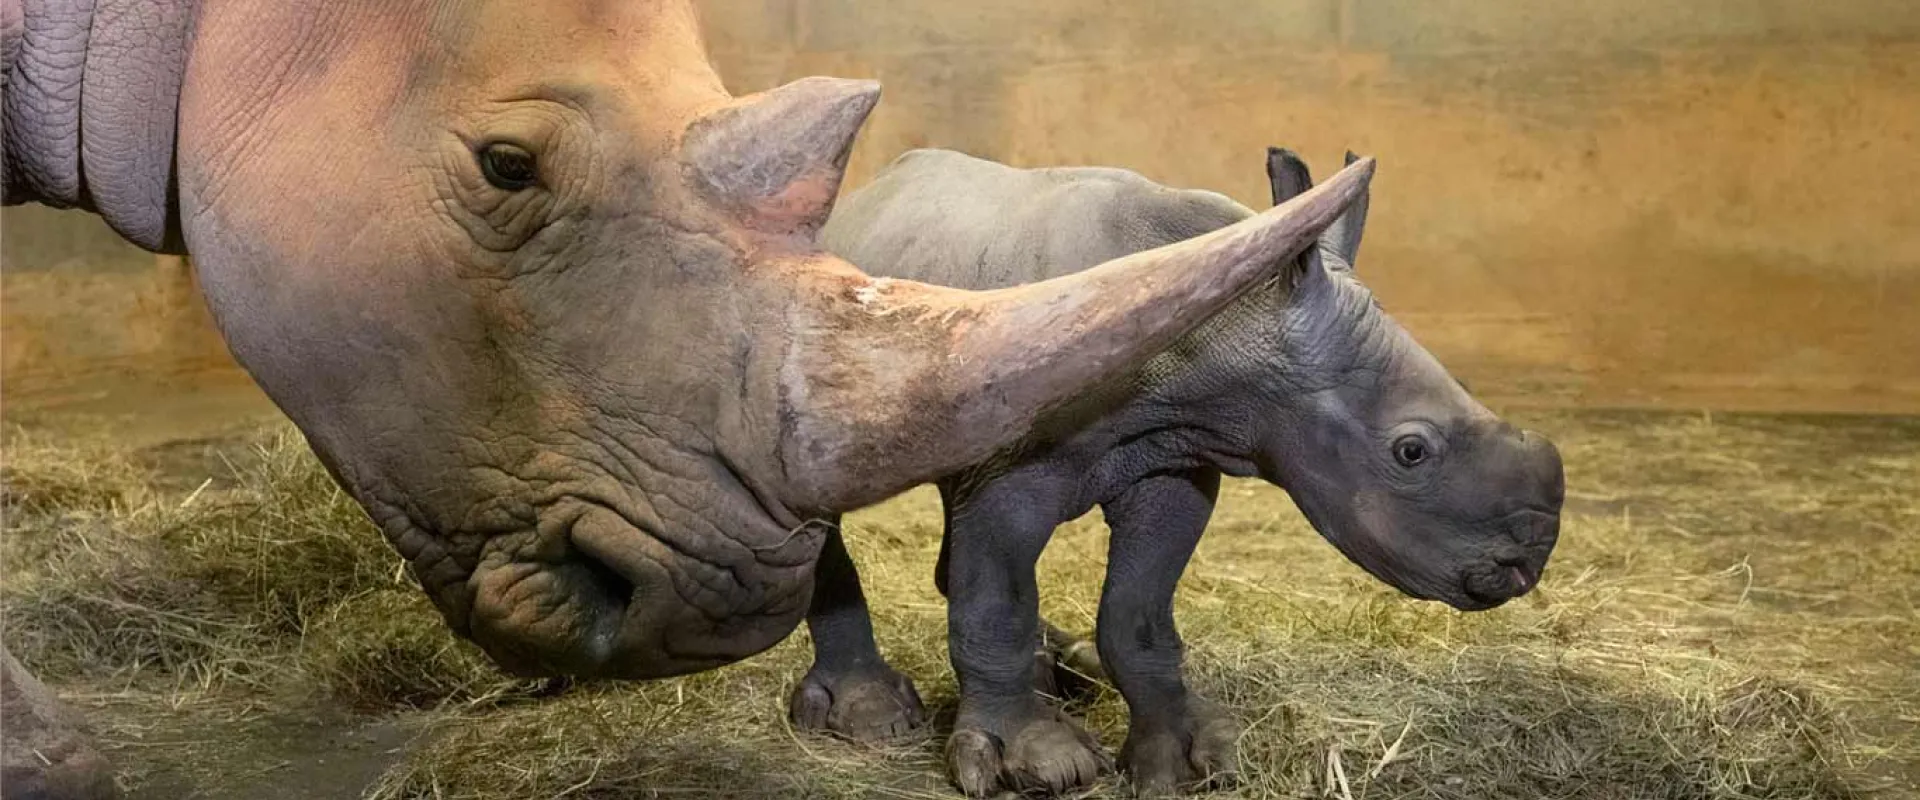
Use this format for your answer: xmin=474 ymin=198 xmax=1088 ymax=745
xmin=2 ymin=207 xmax=242 ymax=409
xmin=704 ymin=0 xmax=1920 ymax=413
xmin=4 ymin=1 xmax=1917 ymax=414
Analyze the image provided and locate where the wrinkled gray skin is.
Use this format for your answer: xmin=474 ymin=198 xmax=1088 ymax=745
xmin=2 ymin=1 xmax=1378 ymax=795
xmin=794 ymin=149 xmax=1566 ymax=797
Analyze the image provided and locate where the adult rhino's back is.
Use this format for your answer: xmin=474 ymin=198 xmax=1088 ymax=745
xmin=824 ymin=149 xmax=1253 ymax=290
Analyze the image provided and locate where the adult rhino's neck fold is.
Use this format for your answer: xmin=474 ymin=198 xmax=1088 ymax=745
xmin=2 ymin=0 xmax=196 ymax=252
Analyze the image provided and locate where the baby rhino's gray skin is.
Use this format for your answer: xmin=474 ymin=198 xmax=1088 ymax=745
xmin=793 ymin=149 xmax=1567 ymax=797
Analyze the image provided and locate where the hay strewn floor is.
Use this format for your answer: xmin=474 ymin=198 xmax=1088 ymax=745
xmin=2 ymin=409 xmax=1916 ymax=799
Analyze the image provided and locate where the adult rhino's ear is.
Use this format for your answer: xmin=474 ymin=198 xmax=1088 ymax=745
xmin=683 ymin=77 xmax=881 ymax=239
xmin=1266 ymin=146 xmax=1314 ymax=207
xmin=1324 ymin=150 xmax=1371 ymax=268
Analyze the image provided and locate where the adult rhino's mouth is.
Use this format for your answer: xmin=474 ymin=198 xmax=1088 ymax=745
xmin=385 ymin=481 xmax=828 ymax=682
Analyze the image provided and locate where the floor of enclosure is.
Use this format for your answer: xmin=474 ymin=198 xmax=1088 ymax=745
xmin=2 ymin=383 xmax=1915 ymax=799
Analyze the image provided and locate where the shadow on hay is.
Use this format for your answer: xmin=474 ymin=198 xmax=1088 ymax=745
xmin=1203 ymin=649 xmax=1857 ymax=800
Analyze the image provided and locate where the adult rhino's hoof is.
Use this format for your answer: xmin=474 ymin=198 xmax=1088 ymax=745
xmin=1 ymin=648 xmax=120 ymax=800
xmin=947 ymin=702 xmax=1112 ymax=797
xmin=1120 ymin=700 xmax=1240 ymax=797
xmin=788 ymin=664 xmax=927 ymax=742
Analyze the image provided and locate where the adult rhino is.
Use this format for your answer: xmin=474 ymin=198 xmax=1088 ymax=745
xmin=796 ymin=148 xmax=1565 ymax=797
xmin=0 ymin=1 xmax=1373 ymax=795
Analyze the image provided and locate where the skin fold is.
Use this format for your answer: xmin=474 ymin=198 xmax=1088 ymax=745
xmin=799 ymin=148 xmax=1566 ymax=797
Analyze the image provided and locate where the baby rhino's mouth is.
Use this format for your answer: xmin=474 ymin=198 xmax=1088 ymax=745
xmin=1460 ymin=557 xmax=1541 ymax=609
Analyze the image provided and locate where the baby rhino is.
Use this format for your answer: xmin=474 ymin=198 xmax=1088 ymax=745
xmin=791 ymin=149 xmax=1567 ymax=797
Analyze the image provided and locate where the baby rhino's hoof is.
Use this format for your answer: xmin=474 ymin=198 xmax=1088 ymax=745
xmin=947 ymin=706 xmax=1112 ymax=797
xmin=788 ymin=665 xmax=927 ymax=742
xmin=1121 ymin=701 xmax=1241 ymax=796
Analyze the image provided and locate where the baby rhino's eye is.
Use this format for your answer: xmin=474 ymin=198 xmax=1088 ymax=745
xmin=1393 ymin=435 xmax=1429 ymax=467
xmin=477 ymin=143 xmax=538 ymax=191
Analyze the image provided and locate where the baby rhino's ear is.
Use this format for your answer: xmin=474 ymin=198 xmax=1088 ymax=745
xmin=1265 ymin=146 xmax=1314 ymax=207
xmin=1323 ymin=150 xmax=1372 ymax=268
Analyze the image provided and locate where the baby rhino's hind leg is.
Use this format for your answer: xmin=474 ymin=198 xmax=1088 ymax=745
xmin=1099 ymin=470 xmax=1240 ymax=796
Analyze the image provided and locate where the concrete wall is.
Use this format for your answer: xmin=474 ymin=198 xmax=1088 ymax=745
xmin=4 ymin=0 xmax=1916 ymax=413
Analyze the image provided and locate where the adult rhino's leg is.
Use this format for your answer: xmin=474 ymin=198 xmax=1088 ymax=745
xmin=1 ymin=644 xmax=119 ymax=800
xmin=934 ymin=485 xmax=1104 ymax=701
xmin=789 ymin=520 xmax=927 ymax=741
xmin=1097 ymin=470 xmax=1239 ymax=795
xmin=943 ymin=477 xmax=1110 ymax=798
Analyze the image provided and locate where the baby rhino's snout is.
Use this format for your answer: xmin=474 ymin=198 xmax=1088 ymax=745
xmin=1459 ymin=425 xmax=1566 ymax=609
xmin=1515 ymin=428 xmax=1567 ymax=565
xmin=1520 ymin=427 xmax=1567 ymax=515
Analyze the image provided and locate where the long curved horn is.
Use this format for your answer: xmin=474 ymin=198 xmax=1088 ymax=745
xmin=782 ymin=157 xmax=1376 ymax=510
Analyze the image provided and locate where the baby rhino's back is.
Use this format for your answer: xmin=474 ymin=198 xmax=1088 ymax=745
xmin=822 ymin=149 xmax=1252 ymax=290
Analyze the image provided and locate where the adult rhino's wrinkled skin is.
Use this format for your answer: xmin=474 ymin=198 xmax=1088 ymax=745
xmin=2 ymin=5 xmax=1373 ymax=791
xmin=795 ymin=149 xmax=1565 ymax=797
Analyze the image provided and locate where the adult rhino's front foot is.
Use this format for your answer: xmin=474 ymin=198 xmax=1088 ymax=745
xmin=947 ymin=699 xmax=1112 ymax=797
xmin=788 ymin=663 xmax=927 ymax=742
xmin=1120 ymin=699 xmax=1241 ymax=797
xmin=1 ymin=647 xmax=120 ymax=800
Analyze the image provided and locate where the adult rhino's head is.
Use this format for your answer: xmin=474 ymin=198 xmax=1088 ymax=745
xmin=83 ymin=2 xmax=1374 ymax=678
xmin=1229 ymin=148 xmax=1563 ymax=611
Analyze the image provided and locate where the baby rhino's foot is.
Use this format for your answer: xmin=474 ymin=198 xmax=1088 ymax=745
xmin=1030 ymin=621 xmax=1106 ymax=701
xmin=947 ymin=700 xmax=1112 ymax=797
xmin=1121 ymin=699 xmax=1241 ymax=797
xmin=788 ymin=663 xmax=926 ymax=742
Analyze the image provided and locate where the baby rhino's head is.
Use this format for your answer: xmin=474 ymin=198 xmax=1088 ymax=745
xmin=1239 ymin=148 xmax=1564 ymax=610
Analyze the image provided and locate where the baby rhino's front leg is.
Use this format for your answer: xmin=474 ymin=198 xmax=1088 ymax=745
xmin=943 ymin=478 xmax=1113 ymax=797
xmin=1099 ymin=470 xmax=1240 ymax=796
xmin=790 ymin=522 xmax=927 ymax=742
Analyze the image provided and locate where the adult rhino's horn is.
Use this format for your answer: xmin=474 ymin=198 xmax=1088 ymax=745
xmin=684 ymin=76 xmax=881 ymax=237
xmin=780 ymin=157 xmax=1377 ymax=511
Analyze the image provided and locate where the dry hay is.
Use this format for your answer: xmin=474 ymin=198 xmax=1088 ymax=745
xmin=2 ymin=409 xmax=1915 ymax=799
xmin=0 ymin=428 xmax=517 ymax=706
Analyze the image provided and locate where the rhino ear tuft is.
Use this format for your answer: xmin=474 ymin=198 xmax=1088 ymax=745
xmin=1324 ymin=149 xmax=1372 ymax=268
xmin=684 ymin=77 xmax=881 ymax=238
xmin=1265 ymin=147 xmax=1314 ymax=208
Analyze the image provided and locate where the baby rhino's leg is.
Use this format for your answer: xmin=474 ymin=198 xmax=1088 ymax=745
xmin=943 ymin=477 xmax=1112 ymax=798
xmin=789 ymin=521 xmax=926 ymax=742
xmin=1099 ymin=470 xmax=1240 ymax=796
xmin=935 ymin=499 xmax=1103 ymax=701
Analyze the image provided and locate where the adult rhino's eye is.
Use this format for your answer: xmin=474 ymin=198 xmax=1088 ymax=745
xmin=1393 ymin=435 xmax=1429 ymax=468
xmin=477 ymin=143 xmax=538 ymax=191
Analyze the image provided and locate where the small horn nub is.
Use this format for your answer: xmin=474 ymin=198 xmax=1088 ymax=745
xmin=683 ymin=77 xmax=881 ymax=238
